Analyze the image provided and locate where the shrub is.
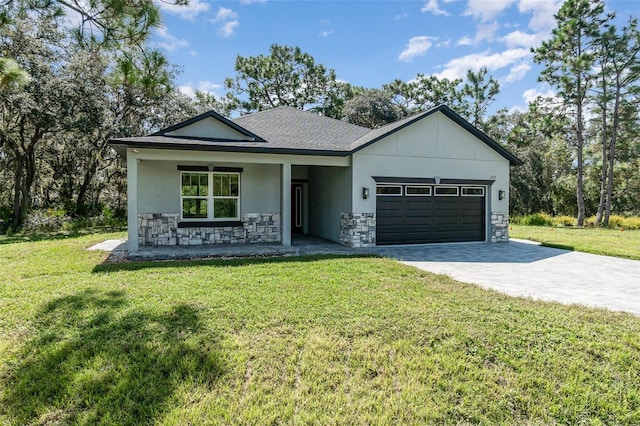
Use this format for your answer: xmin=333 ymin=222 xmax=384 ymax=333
xmin=606 ymin=215 xmax=625 ymax=228
xmin=583 ymin=215 xmax=640 ymax=229
xmin=23 ymin=209 xmax=70 ymax=233
xmin=520 ymin=212 xmax=553 ymax=226
xmin=621 ymin=216 xmax=640 ymax=230
xmin=552 ymin=215 xmax=576 ymax=227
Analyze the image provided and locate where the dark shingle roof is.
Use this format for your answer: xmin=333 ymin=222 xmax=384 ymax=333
xmin=108 ymin=105 xmax=522 ymax=165
xmin=233 ymin=106 xmax=371 ymax=152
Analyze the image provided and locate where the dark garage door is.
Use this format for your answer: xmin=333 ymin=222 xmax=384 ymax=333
xmin=376 ymin=184 xmax=485 ymax=245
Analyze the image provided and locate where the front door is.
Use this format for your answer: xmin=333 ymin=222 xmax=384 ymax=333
xmin=291 ymin=183 xmax=304 ymax=234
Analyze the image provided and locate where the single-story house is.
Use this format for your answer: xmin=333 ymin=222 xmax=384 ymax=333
xmin=109 ymin=104 xmax=522 ymax=254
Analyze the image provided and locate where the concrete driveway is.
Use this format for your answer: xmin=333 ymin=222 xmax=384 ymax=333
xmin=370 ymin=239 xmax=640 ymax=315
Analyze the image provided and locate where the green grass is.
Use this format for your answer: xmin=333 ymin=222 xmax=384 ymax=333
xmin=1 ymin=232 xmax=639 ymax=424
xmin=510 ymin=224 xmax=640 ymax=260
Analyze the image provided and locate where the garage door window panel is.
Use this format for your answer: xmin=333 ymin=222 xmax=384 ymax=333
xmin=376 ymin=185 xmax=403 ymax=196
xmin=462 ymin=187 xmax=485 ymax=196
xmin=406 ymin=186 xmax=432 ymax=196
xmin=434 ymin=186 xmax=459 ymax=196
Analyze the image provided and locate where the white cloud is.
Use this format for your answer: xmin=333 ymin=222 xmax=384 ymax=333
xmin=475 ymin=21 xmax=500 ymax=42
xmin=219 ymin=20 xmax=239 ymax=37
xmin=395 ymin=12 xmax=408 ymax=20
xmin=179 ymin=81 xmax=222 ymax=98
xmin=421 ymin=0 xmax=450 ymax=16
xmin=456 ymin=22 xmax=499 ymax=47
xmin=437 ymin=39 xmax=451 ymax=48
xmin=457 ymin=36 xmax=474 ymax=46
xmin=500 ymin=30 xmax=538 ymax=48
xmin=522 ymin=86 xmax=556 ymax=104
xmin=320 ymin=29 xmax=334 ymax=38
xmin=465 ymin=0 xmax=516 ymax=22
xmin=213 ymin=7 xmax=237 ymax=22
xmin=156 ymin=0 xmax=209 ymax=20
xmin=188 ymin=50 xmax=197 ymax=56
xmin=518 ymin=0 xmax=560 ymax=32
xmin=153 ymin=26 xmax=189 ymax=52
xmin=239 ymin=0 xmax=266 ymax=4
xmin=211 ymin=7 xmax=239 ymax=38
xmin=504 ymin=62 xmax=531 ymax=83
xmin=435 ymin=48 xmax=531 ymax=80
xmin=399 ymin=36 xmax=436 ymax=62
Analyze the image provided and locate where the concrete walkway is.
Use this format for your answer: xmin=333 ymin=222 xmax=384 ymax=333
xmin=89 ymin=237 xmax=640 ymax=315
xmin=371 ymin=240 xmax=640 ymax=315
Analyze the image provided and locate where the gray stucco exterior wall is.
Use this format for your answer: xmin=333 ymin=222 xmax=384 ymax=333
xmin=308 ymin=166 xmax=352 ymax=243
xmin=350 ymin=111 xmax=511 ymax=244
xmin=137 ymin=160 xmax=280 ymax=215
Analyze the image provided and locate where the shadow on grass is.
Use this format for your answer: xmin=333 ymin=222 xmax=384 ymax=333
xmin=93 ymin=253 xmax=377 ymax=274
xmin=0 ymin=227 xmax=125 ymax=245
xmin=540 ymin=243 xmax=576 ymax=251
xmin=1 ymin=289 xmax=223 ymax=424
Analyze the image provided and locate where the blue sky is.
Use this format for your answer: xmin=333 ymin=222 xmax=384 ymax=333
xmin=151 ymin=0 xmax=640 ymax=114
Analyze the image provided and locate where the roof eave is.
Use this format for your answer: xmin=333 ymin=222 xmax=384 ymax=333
xmin=107 ymin=139 xmax=351 ymax=157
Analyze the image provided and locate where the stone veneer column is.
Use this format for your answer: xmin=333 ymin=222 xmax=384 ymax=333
xmin=340 ymin=213 xmax=376 ymax=248
xmin=490 ymin=212 xmax=509 ymax=242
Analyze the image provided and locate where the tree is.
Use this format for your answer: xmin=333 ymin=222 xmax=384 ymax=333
xmin=461 ymin=67 xmax=500 ymax=130
xmin=5 ymin=0 xmax=181 ymax=47
xmin=489 ymin=105 xmax=573 ymax=216
xmin=383 ymin=74 xmax=464 ymax=117
xmin=341 ymin=89 xmax=402 ymax=128
xmin=0 ymin=6 xmax=192 ymax=228
xmin=311 ymin=81 xmax=363 ymax=119
xmin=592 ymin=17 xmax=640 ymax=225
xmin=0 ymin=13 xmax=68 ymax=228
xmin=224 ymin=44 xmax=339 ymax=114
xmin=0 ymin=57 xmax=30 ymax=90
xmin=533 ymin=0 xmax=608 ymax=226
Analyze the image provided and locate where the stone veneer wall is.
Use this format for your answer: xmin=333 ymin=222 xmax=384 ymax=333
xmin=490 ymin=212 xmax=509 ymax=243
xmin=340 ymin=213 xmax=376 ymax=248
xmin=138 ymin=213 xmax=281 ymax=246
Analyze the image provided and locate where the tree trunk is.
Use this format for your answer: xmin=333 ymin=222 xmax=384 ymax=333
xmin=576 ymin=88 xmax=586 ymax=227
xmin=11 ymin=157 xmax=24 ymax=229
xmin=75 ymin=167 xmax=95 ymax=214
xmin=604 ymin=83 xmax=622 ymax=226
xmin=595 ymin=77 xmax=608 ymax=225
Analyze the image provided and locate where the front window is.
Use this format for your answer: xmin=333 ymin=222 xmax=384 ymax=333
xmin=181 ymin=172 xmax=240 ymax=221
xmin=213 ymin=173 xmax=239 ymax=219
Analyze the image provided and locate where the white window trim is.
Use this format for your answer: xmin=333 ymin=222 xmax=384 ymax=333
xmin=461 ymin=186 xmax=485 ymax=197
xmin=376 ymin=185 xmax=403 ymax=196
xmin=405 ymin=185 xmax=432 ymax=196
xmin=434 ymin=186 xmax=459 ymax=196
xmin=180 ymin=171 xmax=241 ymax=221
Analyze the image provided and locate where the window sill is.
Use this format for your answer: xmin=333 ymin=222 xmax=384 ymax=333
xmin=178 ymin=220 xmax=242 ymax=228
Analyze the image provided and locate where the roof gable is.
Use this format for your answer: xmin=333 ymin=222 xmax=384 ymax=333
xmin=350 ymin=105 xmax=522 ymax=166
xmin=152 ymin=110 xmax=266 ymax=142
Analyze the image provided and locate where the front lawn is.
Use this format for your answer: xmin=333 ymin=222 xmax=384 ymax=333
xmin=0 ymin=233 xmax=639 ymax=424
xmin=510 ymin=224 xmax=640 ymax=260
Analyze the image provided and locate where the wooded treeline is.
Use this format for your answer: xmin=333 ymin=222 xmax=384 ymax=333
xmin=1 ymin=0 xmax=639 ymax=233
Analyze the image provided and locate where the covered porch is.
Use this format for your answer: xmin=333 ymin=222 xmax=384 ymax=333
xmin=125 ymin=147 xmax=351 ymax=255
